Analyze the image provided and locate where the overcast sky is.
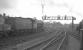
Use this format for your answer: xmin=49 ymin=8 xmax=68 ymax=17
xmin=0 ymin=0 xmax=83 ymax=24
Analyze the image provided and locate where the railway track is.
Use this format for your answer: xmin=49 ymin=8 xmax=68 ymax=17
xmin=25 ymin=32 xmax=67 ymax=50
xmin=0 ymin=30 xmax=68 ymax=50
xmin=56 ymin=32 xmax=68 ymax=50
xmin=68 ymin=31 xmax=80 ymax=41
xmin=0 ymin=30 xmax=60 ymax=50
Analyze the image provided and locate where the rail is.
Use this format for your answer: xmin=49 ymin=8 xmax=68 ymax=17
xmin=25 ymin=31 xmax=67 ymax=50
xmin=40 ymin=32 xmax=66 ymax=50
xmin=57 ymin=32 xmax=67 ymax=50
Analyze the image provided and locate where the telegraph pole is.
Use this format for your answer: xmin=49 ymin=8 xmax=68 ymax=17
xmin=41 ymin=0 xmax=46 ymax=22
xmin=72 ymin=17 xmax=74 ymax=32
xmin=41 ymin=0 xmax=45 ymax=17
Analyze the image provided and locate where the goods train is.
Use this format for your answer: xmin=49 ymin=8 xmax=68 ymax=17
xmin=0 ymin=14 xmax=44 ymax=37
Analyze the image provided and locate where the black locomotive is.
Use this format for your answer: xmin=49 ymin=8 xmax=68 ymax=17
xmin=0 ymin=14 xmax=44 ymax=37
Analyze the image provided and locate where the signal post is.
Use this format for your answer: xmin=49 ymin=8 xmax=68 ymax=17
xmin=42 ymin=15 xmax=76 ymax=31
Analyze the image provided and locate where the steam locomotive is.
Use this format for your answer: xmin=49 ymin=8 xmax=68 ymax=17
xmin=0 ymin=14 xmax=44 ymax=37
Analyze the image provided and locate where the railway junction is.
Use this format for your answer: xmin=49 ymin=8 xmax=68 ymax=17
xmin=0 ymin=15 xmax=80 ymax=50
xmin=0 ymin=29 xmax=80 ymax=50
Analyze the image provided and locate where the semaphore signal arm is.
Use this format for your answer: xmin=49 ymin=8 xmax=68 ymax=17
xmin=42 ymin=15 xmax=76 ymax=20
